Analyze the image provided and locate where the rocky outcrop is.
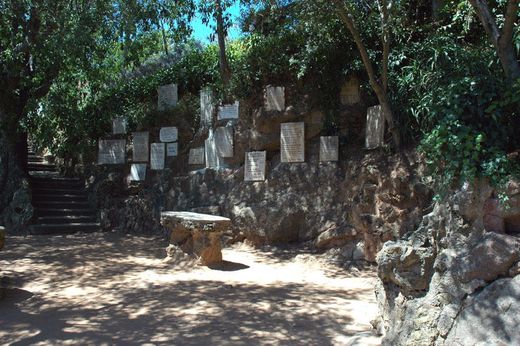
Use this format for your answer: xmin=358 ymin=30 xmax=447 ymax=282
xmin=0 ymin=226 xmax=5 ymax=251
xmin=375 ymin=181 xmax=520 ymax=345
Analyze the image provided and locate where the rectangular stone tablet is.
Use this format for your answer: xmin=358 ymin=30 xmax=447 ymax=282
xmin=265 ymin=86 xmax=285 ymax=111
xmin=245 ymin=151 xmax=266 ymax=181
xmin=159 ymin=127 xmax=178 ymax=142
xmin=280 ymin=122 xmax=305 ymax=163
xmin=215 ymin=126 xmax=233 ymax=158
xmin=150 ymin=143 xmax=165 ymax=170
xmin=130 ymin=163 xmax=147 ymax=181
xmin=132 ymin=132 xmax=149 ymax=162
xmin=166 ymin=142 xmax=178 ymax=157
xmin=217 ymin=101 xmax=239 ymax=120
xmin=157 ymin=83 xmax=178 ymax=111
xmin=98 ymin=139 xmax=126 ymax=165
xmin=188 ymin=147 xmax=205 ymax=165
xmin=200 ymin=88 xmax=214 ymax=127
xmin=365 ymin=105 xmax=385 ymax=149
xmin=112 ymin=117 xmax=127 ymax=135
xmin=319 ymin=136 xmax=339 ymax=162
xmin=205 ymin=130 xmax=222 ymax=168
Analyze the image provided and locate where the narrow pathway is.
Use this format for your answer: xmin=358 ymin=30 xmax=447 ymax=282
xmin=28 ymin=148 xmax=99 ymax=235
xmin=0 ymin=233 xmax=381 ymax=345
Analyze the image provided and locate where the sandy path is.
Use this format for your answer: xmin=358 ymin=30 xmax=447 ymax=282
xmin=0 ymin=233 xmax=380 ymax=345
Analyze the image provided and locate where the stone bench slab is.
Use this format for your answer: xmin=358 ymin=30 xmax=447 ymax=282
xmin=160 ymin=212 xmax=231 ymax=265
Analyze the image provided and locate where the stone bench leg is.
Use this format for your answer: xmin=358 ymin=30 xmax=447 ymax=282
xmin=193 ymin=230 xmax=223 ymax=266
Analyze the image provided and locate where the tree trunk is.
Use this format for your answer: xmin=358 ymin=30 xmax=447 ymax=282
xmin=215 ymin=0 xmax=232 ymax=89
xmin=333 ymin=0 xmax=401 ymax=147
xmin=469 ymin=0 xmax=520 ymax=81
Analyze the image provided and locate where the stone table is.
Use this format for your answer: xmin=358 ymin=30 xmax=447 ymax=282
xmin=160 ymin=212 xmax=231 ymax=265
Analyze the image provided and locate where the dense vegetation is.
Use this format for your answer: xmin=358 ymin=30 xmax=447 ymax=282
xmin=1 ymin=0 xmax=519 ymax=196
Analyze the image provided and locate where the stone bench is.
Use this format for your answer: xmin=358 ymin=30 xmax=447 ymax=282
xmin=160 ymin=211 xmax=231 ymax=265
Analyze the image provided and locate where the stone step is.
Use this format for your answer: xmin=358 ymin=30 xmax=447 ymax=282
xmin=36 ymin=215 xmax=98 ymax=224
xmin=32 ymin=201 xmax=91 ymax=209
xmin=28 ymin=166 xmax=56 ymax=172
xmin=34 ymin=208 xmax=96 ymax=217
xmin=32 ymin=187 xmax=86 ymax=195
xmin=32 ymin=194 xmax=88 ymax=203
xmin=30 ymin=179 xmax=82 ymax=188
xmin=29 ymin=222 xmax=100 ymax=235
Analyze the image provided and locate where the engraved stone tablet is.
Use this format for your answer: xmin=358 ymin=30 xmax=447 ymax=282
xmin=245 ymin=151 xmax=266 ymax=181
xmin=319 ymin=136 xmax=339 ymax=162
xmin=215 ymin=126 xmax=233 ymax=157
xmin=150 ymin=143 xmax=165 ymax=170
xmin=159 ymin=127 xmax=178 ymax=142
xmin=281 ymin=122 xmax=305 ymax=163
xmin=365 ymin=105 xmax=385 ymax=149
xmin=217 ymin=101 xmax=239 ymax=120
xmin=188 ymin=147 xmax=205 ymax=165
xmin=98 ymin=139 xmax=126 ymax=165
xmin=200 ymin=88 xmax=214 ymax=127
xmin=132 ymin=132 xmax=149 ymax=162
xmin=130 ymin=163 xmax=147 ymax=181
xmin=158 ymin=83 xmax=178 ymax=111
xmin=166 ymin=143 xmax=178 ymax=157
xmin=265 ymin=86 xmax=285 ymax=111
xmin=205 ymin=129 xmax=222 ymax=168
xmin=112 ymin=117 xmax=127 ymax=135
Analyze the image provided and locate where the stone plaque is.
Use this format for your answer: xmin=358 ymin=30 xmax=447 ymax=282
xmin=245 ymin=151 xmax=266 ymax=181
xmin=98 ymin=139 xmax=126 ymax=165
xmin=150 ymin=143 xmax=165 ymax=170
xmin=217 ymin=101 xmax=239 ymax=120
xmin=200 ymin=88 xmax=214 ymax=127
xmin=159 ymin=127 xmax=178 ymax=142
xmin=166 ymin=143 xmax=178 ymax=157
xmin=280 ymin=122 xmax=305 ymax=163
xmin=265 ymin=86 xmax=285 ymax=111
xmin=112 ymin=117 xmax=127 ymax=135
xmin=132 ymin=132 xmax=149 ymax=162
xmin=188 ymin=147 xmax=205 ymax=165
xmin=205 ymin=129 xmax=222 ymax=169
xmin=158 ymin=83 xmax=178 ymax=111
xmin=319 ymin=136 xmax=339 ymax=162
xmin=130 ymin=163 xmax=147 ymax=181
xmin=215 ymin=126 xmax=233 ymax=158
xmin=365 ymin=105 xmax=385 ymax=149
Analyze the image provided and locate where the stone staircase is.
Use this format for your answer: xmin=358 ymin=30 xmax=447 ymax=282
xmin=28 ymin=148 xmax=100 ymax=235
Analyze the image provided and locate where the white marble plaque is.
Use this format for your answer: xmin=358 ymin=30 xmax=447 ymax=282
xmin=365 ymin=105 xmax=385 ymax=149
xmin=319 ymin=136 xmax=339 ymax=162
xmin=265 ymin=86 xmax=285 ymax=111
xmin=188 ymin=147 xmax=205 ymax=165
xmin=132 ymin=132 xmax=149 ymax=162
xmin=200 ymin=88 xmax=214 ymax=127
xmin=215 ymin=126 xmax=233 ymax=158
xmin=158 ymin=83 xmax=178 ymax=111
xmin=159 ymin=127 xmax=178 ymax=142
xmin=98 ymin=139 xmax=126 ymax=165
xmin=150 ymin=143 xmax=165 ymax=170
xmin=281 ymin=122 xmax=305 ymax=163
xmin=245 ymin=151 xmax=266 ymax=181
xmin=166 ymin=143 xmax=178 ymax=157
xmin=217 ymin=101 xmax=239 ymax=120
xmin=205 ymin=129 xmax=222 ymax=168
xmin=130 ymin=163 xmax=147 ymax=181
xmin=112 ymin=117 xmax=127 ymax=135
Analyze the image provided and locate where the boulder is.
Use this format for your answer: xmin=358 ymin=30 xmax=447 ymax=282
xmin=315 ymin=225 xmax=357 ymax=249
xmin=445 ymin=275 xmax=520 ymax=345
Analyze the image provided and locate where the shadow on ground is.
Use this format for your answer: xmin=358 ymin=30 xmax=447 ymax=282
xmin=0 ymin=233 xmax=379 ymax=345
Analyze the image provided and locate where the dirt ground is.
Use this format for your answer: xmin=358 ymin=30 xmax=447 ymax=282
xmin=0 ymin=232 xmax=381 ymax=345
